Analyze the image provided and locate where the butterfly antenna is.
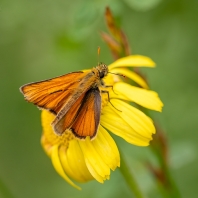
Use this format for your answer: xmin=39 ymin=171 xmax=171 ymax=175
xmin=108 ymin=72 xmax=125 ymax=78
xmin=98 ymin=46 xmax=101 ymax=65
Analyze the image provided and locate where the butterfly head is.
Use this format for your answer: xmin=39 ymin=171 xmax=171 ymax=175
xmin=96 ymin=63 xmax=108 ymax=79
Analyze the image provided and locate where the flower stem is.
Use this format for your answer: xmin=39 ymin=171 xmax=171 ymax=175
xmin=150 ymin=141 xmax=181 ymax=198
xmin=119 ymin=152 xmax=145 ymax=198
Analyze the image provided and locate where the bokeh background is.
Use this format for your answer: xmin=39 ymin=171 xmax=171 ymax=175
xmin=1 ymin=0 xmax=198 ymax=197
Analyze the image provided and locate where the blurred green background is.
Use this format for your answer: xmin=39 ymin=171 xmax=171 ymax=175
xmin=1 ymin=0 xmax=198 ymax=197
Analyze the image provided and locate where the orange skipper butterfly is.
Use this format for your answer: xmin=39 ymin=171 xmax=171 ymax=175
xmin=20 ymin=63 xmax=109 ymax=139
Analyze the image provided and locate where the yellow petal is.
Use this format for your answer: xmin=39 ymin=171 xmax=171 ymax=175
xmin=114 ymin=82 xmax=163 ymax=112
xmin=79 ymin=136 xmax=110 ymax=182
xmin=84 ymin=161 xmax=106 ymax=183
xmin=91 ymin=126 xmax=120 ymax=170
xmin=101 ymin=111 xmax=151 ymax=146
xmin=111 ymin=99 xmax=155 ymax=135
xmin=79 ymin=142 xmax=110 ymax=183
xmin=101 ymin=101 xmax=155 ymax=146
xmin=110 ymin=68 xmax=149 ymax=89
xmin=41 ymin=110 xmax=62 ymax=146
xmin=108 ymin=55 xmax=155 ymax=70
xmin=59 ymin=140 xmax=93 ymax=183
xmin=51 ymin=145 xmax=81 ymax=190
xmin=78 ymin=127 xmax=119 ymax=183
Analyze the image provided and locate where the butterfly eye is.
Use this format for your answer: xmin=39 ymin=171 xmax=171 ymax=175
xmin=99 ymin=71 xmax=105 ymax=78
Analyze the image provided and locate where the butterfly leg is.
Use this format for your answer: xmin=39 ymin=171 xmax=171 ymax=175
xmin=101 ymin=80 xmax=118 ymax=95
xmin=101 ymin=90 xmax=121 ymax=112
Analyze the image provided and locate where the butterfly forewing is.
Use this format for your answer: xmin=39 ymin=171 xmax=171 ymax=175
xmin=20 ymin=71 xmax=87 ymax=114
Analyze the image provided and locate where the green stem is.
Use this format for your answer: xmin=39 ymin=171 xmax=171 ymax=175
xmin=150 ymin=145 xmax=181 ymax=198
xmin=143 ymin=108 xmax=180 ymax=197
xmin=119 ymin=152 xmax=146 ymax=198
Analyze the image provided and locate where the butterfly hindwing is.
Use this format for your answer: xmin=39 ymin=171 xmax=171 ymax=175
xmin=52 ymin=87 xmax=101 ymax=139
xmin=71 ymin=87 xmax=101 ymax=139
xmin=52 ymin=92 xmax=87 ymax=135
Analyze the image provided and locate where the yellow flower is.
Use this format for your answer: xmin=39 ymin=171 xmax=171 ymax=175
xmin=41 ymin=55 xmax=163 ymax=190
